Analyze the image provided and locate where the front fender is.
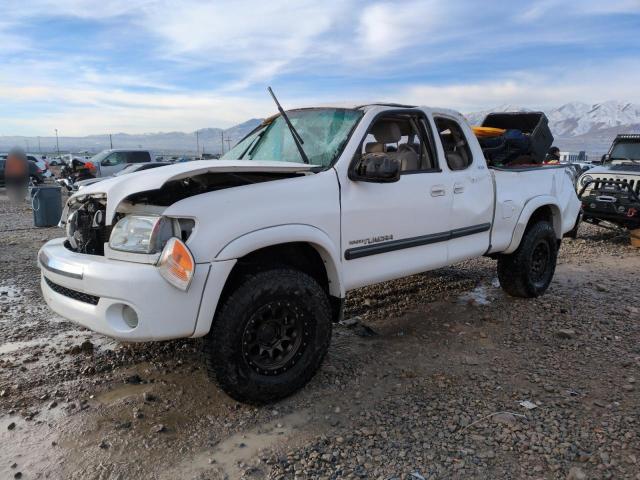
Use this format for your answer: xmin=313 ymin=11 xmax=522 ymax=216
xmin=215 ymin=224 xmax=344 ymax=298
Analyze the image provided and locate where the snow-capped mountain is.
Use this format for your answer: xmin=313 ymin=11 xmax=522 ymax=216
xmin=466 ymin=100 xmax=640 ymax=138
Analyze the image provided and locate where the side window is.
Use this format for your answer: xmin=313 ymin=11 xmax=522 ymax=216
xmin=434 ymin=117 xmax=472 ymax=171
xmin=360 ymin=114 xmax=437 ymax=172
xmin=101 ymin=152 xmax=126 ymax=166
xmin=127 ymin=151 xmax=151 ymax=163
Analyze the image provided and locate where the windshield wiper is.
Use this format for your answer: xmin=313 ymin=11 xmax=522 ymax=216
xmin=239 ymin=129 xmax=266 ymax=159
xmin=267 ymin=86 xmax=310 ymax=164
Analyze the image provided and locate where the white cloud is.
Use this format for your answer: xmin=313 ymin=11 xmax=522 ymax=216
xmin=519 ymin=0 xmax=640 ymax=21
xmin=356 ymin=1 xmax=445 ymax=58
xmin=401 ymin=58 xmax=640 ymax=112
xmin=0 ymin=83 xmax=276 ymax=135
xmin=1 ymin=0 xmax=639 ymax=134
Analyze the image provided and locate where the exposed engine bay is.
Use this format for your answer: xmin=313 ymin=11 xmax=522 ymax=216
xmin=64 ymin=171 xmax=303 ymax=255
xmin=65 ymin=196 xmax=109 ymax=255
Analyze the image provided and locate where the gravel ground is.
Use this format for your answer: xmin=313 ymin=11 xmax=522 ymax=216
xmin=0 ymin=190 xmax=639 ymax=480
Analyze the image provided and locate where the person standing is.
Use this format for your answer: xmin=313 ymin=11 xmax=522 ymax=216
xmin=5 ymin=147 xmax=29 ymax=203
xmin=545 ymin=146 xmax=561 ymax=164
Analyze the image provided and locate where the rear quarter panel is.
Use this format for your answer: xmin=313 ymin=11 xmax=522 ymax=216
xmin=489 ymin=166 xmax=580 ymax=254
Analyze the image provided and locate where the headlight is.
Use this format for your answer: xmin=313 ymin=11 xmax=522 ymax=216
xmin=109 ymin=215 xmax=175 ymax=254
xmin=580 ymin=175 xmax=593 ymax=187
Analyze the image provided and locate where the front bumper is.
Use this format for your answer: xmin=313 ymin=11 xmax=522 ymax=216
xmin=581 ymin=195 xmax=640 ymax=229
xmin=38 ymin=238 xmax=227 ymax=341
xmin=579 ymin=179 xmax=640 ymax=229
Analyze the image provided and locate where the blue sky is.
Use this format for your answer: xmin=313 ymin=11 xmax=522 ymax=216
xmin=1 ymin=0 xmax=639 ymax=135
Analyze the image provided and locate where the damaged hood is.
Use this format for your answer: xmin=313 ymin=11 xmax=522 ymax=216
xmin=68 ymin=160 xmax=314 ymax=224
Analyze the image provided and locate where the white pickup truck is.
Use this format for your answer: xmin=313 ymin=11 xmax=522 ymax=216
xmin=38 ymin=103 xmax=580 ymax=403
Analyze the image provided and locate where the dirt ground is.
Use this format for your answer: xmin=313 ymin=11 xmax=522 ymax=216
xmin=1 ymin=190 xmax=639 ymax=480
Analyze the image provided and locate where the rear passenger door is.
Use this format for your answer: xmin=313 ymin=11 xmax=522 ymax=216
xmin=127 ymin=151 xmax=151 ymax=163
xmin=432 ymin=114 xmax=493 ymax=262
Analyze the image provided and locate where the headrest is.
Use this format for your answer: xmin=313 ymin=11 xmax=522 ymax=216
xmin=371 ymin=121 xmax=401 ymax=144
xmin=365 ymin=142 xmax=385 ymax=153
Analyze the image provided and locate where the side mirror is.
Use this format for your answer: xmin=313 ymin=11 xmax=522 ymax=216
xmin=601 ymin=154 xmax=610 ymax=163
xmin=350 ymin=153 xmax=400 ymax=183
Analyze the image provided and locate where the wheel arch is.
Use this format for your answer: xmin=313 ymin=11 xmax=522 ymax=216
xmin=213 ymin=224 xmax=344 ymax=298
xmin=191 ymin=225 xmax=343 ymax=338
xmin=504 ymin=196 xmax=562 ymax=254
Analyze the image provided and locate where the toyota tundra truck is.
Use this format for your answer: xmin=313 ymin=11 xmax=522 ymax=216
xmin=38 ymin=103 xmax=581 ymax=403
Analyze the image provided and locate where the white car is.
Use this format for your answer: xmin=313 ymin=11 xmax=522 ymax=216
xmin=38 ymin=104 xmax=580 ymax=403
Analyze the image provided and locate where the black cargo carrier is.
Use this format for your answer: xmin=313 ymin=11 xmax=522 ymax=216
xmin=480 ymin=112 xmax=554 ymax=166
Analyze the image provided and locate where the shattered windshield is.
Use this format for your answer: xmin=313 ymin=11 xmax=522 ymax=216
xmin=610 ymin=142 xmax=640 ymax=162
xmin=221 ymin=108 xmax=363 ymax=167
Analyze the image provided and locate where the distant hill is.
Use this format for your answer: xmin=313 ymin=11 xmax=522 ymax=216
xmin=4 ymin=101 xmax=640 ymax=157
xmin=0 ymin=118 xmax=263 ymax=155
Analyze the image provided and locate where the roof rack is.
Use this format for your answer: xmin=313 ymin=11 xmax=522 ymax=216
xmin=615 ymin=134 xmax=640 ymax=140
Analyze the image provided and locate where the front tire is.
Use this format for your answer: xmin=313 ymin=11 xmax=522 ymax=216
xmin=204 ymin=268 xmax=332 ymax=404
xmin=497 ymin=221 xmax=558 ymax=298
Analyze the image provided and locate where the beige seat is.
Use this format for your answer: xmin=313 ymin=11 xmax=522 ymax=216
xmin=367 ymin=121 xmax=420 ymax=171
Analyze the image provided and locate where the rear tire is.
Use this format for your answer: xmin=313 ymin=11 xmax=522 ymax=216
xmin=497 ymin=221 xmax=558 ymax=298
xmin=204 ymin=268 xmax=331 ymax=404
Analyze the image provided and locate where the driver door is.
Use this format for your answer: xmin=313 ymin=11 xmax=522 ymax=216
xmin=340 ymin=111 xmax=452 ymax=290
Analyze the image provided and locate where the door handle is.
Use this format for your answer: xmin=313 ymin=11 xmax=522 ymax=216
xmin=453 ymin=183 xmax=464 ymax=194
xmin=430 ymin=186 xmax=446 ymax=197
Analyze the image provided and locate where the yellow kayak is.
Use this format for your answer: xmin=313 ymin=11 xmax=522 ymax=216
xmin=472 ymin=126 xmax=506 ymax=138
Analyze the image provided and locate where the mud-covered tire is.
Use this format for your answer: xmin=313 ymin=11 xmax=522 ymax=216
xmin=497 ymin=221 xmax=558 ymax=298
xmin=203 ymin=268 xmax=331 ymax=404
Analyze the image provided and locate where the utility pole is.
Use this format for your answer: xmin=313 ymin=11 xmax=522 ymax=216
xmin=225 ymin=138 xmax=232 ymax=152
xmin=55 ymin=129 xmax=60 ymax=155
xmin=38 ymin=136 xmax=42 ymax=154
xmin=109 ymin=134 xmax=113 ymax=149
xmin=220 ymin=131 xmax=224 ymax=155
xmin=196 ymin=130 xmax=200 ymax=157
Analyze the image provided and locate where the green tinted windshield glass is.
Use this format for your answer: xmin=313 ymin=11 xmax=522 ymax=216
xmin=221 ymin=108 xmax=362 ymax=167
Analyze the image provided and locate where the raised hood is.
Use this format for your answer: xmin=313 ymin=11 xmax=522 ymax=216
xmin=69 ymin=160 xmax=314 ymax=224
